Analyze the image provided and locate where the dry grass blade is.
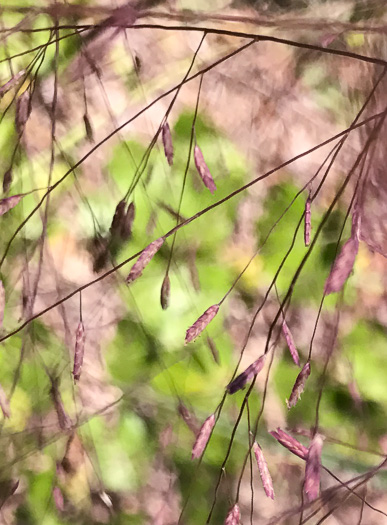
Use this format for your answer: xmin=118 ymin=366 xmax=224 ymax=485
xmin=224 ymin=504 xmax=240 ymax=525
xmin=304 ymin=433 xmax=324 ymax=501
xmin=270 ymin=428 xmax=308 ymax=459
xmin=304 ymin=193 xmax=311 ymax=246
xmin=324 ymin=236 xmax=359 ymax=295
xmin=194 ymin=145 xmax=216 ymax=194
xmin=160 ymin=273 xmax=170 ymax=310
xmin=72 ymin=322 xmax=85 ymax=383
xmin=185 ymin=304 xmax=219 ymax=344
xmin=281 ymin=320 xmax=300 ymax=366
xmin=191 ymin=413 xmax=215 ymax=459
xmin=15 ymin=90 xmax=31 ymax=136
xmin=0 ymin=194 xmax=23 ymax=216
xmin=286 ymin=362 xmax=311 ymax=409
xmin=0 ymin=280 xmax=4 ymax=328
xmin=227 ymin=355 xmax=265 ymax=394
xmin=0 ymin=383 xmax=10 ymax=418
xmin=162 ymin=122 xmax=174 ymax=166
xmin=253 ymin=441 xmax=275 ymax=499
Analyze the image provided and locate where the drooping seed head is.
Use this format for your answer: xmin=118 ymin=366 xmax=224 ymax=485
xmin=126 ymin=237 xmax=164 ymax=284
xmin=324 ymin=236 xmax=359 ymax=295
xmin=253 ymin=441 xmax=275 ymax=499
xmin=0 ymin=194 xmax=23 ymax=216
xmin=207 ymin=336 xmax=220 ymax=365
xmin=50 ymin=379 xmax=72 ymax=431
xmin=194 ymin=145 xmax=216 ymax=194
xmin=185 ymin=304 xmax=219 ymax=344
xmin=286 ymin=362 xmax=311 ymax=409
xmin=270 ymin=428 xmax=309 ymax=460
xmin=224 ymin=504 xmax=240 ymax=525
xmin=304 ymin=433 xmax=324 ymax=501
xmin=304 ymin=194 xmax=312 ymax=247
xmin=15 ymin=90 xmax=31 ymax=136
xmin=191 ymin=413 xmax=215 ymax=459
xmin=72 ymin=322 xmax=85 ymax=382
xmin=162 ymin=122 xmax=174 ymax=166
xmin=3 ymin=168 xmax=12 ymax=194
xmin=282 ymin=320 xmax=300 ymax=366
xmin=178 ymin=400 xmax=198 ymax=434
xmin=120 ymin=202 xmax=135 ymax=240
xmin=227 ymin=355 xmax=266 ymax=394
xmin=160 ymin=274 xmax=170 ymax=310
xmin=110 ymin=200 xmax=126 ymax=236
xmin=83 ymin=114 xmax=94 ymax=143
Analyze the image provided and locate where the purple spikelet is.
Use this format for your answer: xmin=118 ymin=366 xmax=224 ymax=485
xmin=0 ymin=194 xmax=23 ymax=216
xmin=194 ymin=145 xmax=216 ymax=194
xmin=191 ymin=413 xmax=215 ymax=459
xmin=304 ymin=433 xmax=324 ymax=501
xmin=253 ymin=441 xmax=275 ymax=499
xmin=324 ymin=236 xmax=359 ymax=295
xmin=224 ymin=504 xmax=240 ymax=525
xmin=304 ymin=193 xmax=311 ymax=246
xmin=270 ymin=428 xmax=309 ymax=460
xmin=227 ymin=355 xmax=266 ymax=394
xmin=185 ymin=304 xmax=219 ymax=344
xmin=287 ymin=362 xmax=311 ymax=409
xmin=162 ymin=122 xmax=174 ymax=165
xmin=72 ymin=322 xmax=85 ymax=382
xmin=126 ymin=237 xmax=164 ymax=284
xmin=281 ymin=320 xmax=300 ymax=366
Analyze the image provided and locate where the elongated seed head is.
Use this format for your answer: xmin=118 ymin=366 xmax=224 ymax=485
xmin=227 ymin=355 xmax=266 ymax=394
xmin=253 ymin=442 xmax=275 ymax=499
xmin=194 ymin=145 xmax=216 ymax=194
xmin=286 ymin=362 xmax=311 ymax=409
xmin=162 ymin=122 xmax=174 ymax=165
xmin=224 ymin=504 xmax=240 ymax=525
xmin=270 ymin=427 xmax=309 ymax=459
xmin=282 ymin=320 xmax=300 ymax=366
xmin=126 ymin=237 xmax=164 ymax=284
xmin=324 ymin=236 xmax=359 ymax=295
xmin=191 ymin=413 xmax=215 ymax=459
xmin=305 ymin=433 xmax=324 ymax=501
xmin=73 ymin=322 xmax=85 ymax=382
xmin=0 ymin=194 xmax=23 ymax=216
xmin=185 ymin=304 xmax=219 ymax=344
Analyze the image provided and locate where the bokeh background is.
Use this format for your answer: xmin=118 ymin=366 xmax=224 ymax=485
xmin=0 ymin=0 xmax=387 ymax=523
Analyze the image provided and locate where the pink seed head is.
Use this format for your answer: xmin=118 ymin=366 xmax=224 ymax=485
xmin=126 ymin=237 xmax=164 ymax=284
xmin=162 ymin=122 xmax=174 ymax=166
xmin=227 ymin=355 xmax=266 ymax=394
xmin=287 ymin=362 xmax=311 ymax=409
xmin=304 ymin=433 xmax=324 ymax=501
xmin=191 ymin=413 xmax=215 ymax=459
xmin=194 ymin=145 xmax=216 ymax=194
xmin=253 ymin=442 xmax=275 ymax=499
xmin=224 ymin=504 xmax=240 ymax=525
xmin=270 ymin=428 xmax=309 ymax=460
xmin=281 ymin=320 xmax=300 ymax=366
xmin=185 ymin=304 xmax=219 ymax=345
xmin=324 ymin=236 xmax=359 ymax=295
